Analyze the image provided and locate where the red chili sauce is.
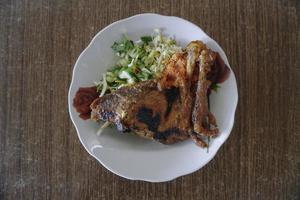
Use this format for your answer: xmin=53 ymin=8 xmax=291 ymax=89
xmin=209 ymin=53 xmax=230 ymax=84
xmin=73 ymin=86 xmax=99 ymax=120
xmin=206 ymin=53 xmax=230 ymax=95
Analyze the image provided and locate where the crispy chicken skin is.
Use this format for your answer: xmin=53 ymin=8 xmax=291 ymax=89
xmin=90 ymin=80 xmax=190 ymax=144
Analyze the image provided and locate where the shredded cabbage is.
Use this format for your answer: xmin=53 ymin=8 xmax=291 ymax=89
xmin=96 ymin=30 xmax=182 ymax=94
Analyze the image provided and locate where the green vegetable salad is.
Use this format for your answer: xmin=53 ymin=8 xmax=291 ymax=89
xmin=95 ymin=30 xmax=182 ymax=96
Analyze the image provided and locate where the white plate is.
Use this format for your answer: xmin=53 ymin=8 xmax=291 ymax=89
xmin=68 ymin=13 xmax=238 ymax=182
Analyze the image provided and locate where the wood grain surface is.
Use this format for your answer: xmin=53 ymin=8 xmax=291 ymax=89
xmin=0 ymin=0 xmax=299 ymax=199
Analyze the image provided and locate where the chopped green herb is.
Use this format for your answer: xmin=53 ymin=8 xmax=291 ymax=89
xmin=207 ymin=136 xmax=210 ymax=153
xmin=211 ymin=83 xmax=220 ymax=92
xmin=111 ymin=36 xmax=134 ymax=54
xmin=140 ymin=36 xmax=153 ymax=44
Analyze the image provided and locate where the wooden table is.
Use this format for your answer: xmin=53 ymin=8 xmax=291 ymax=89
xmin=0 ymin=0 xmax=299 ymax=199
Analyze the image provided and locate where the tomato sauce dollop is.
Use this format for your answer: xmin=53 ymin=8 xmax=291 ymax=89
xmin=73 ymin=86 xmax=99 ymax=120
